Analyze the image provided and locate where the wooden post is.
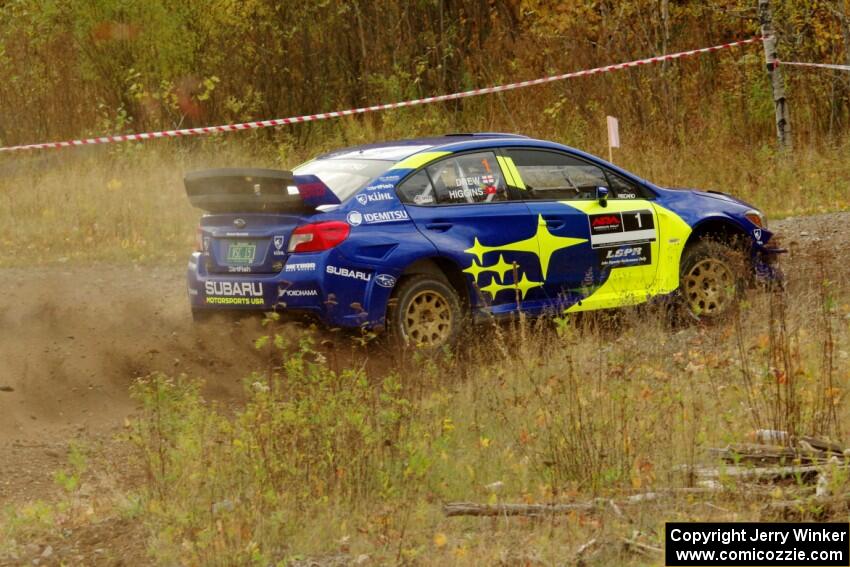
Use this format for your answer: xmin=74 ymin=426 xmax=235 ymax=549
xmin=758 ymin=0 xmax=792 ymax=152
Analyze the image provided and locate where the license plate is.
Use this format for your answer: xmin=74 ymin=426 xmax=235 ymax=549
xmin=226 ymin=241 xmax=257 ymax=264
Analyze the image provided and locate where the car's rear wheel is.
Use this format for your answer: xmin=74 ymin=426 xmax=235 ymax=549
xmin=679 ymin=240 xmax=744 ymax=319
xmin=387 ymin=275 xmax=462 ymax=350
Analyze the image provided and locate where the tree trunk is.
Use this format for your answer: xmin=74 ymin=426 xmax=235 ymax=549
xmin=758 ymin=0 xmax=792 ymax=152
xmin=834 ymin=1 xmax=850 ymax=101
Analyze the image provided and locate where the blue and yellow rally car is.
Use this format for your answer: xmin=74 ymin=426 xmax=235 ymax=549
xmin=186 ymin=133 xmax=781 ymax=348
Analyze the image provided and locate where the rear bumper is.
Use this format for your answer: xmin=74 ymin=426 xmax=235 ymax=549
xmin=187 ymin=252 xmax=325 ymax=316
xmin=187 ymin=252 xmax=394 ymax=329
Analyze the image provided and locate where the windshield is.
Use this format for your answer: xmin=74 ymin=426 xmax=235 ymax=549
xmin=294 ymin=158 xmax=394 ymax=202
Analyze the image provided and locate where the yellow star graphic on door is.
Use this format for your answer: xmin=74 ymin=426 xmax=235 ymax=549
xmin=463 ymin=254 xmax=515 ymax=283
xmin=479 ymin=272 xmax=542 ymax=300
xmin=533 ymin=215 xmax=587 ymax=279
xmin=464 ymin=215 xmax=586 ymax=281
xmin=514 ymin=272 xmax=543 ymax=299
xmin=488 ymin=255 xmax=514 ymax=282
xmin=479 ymin=278 xmax=514 ymax=299
xmin=462 ymin=260 xmax=488 ymax=281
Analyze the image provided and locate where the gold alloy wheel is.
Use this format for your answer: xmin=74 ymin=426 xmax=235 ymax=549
xmin=683 ymin=258 xmax=736 ymax=316
xmin=403 ymin=290 xmax=453 ymax=347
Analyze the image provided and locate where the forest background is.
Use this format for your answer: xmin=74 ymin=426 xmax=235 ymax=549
xmin=2 ymin=0 xmax=849 ymax=154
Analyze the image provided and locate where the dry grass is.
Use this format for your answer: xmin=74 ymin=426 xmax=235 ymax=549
xmin=0 ymin=141 xmax=276 ymax=267
xmin=111 ymin=260 xmax=848 ymax=565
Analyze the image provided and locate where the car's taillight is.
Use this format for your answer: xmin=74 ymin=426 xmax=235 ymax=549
xmin=288 ymin=221 xmax=350 ymax=253
xmin=195 ymin=227 xmax=203 ymax=252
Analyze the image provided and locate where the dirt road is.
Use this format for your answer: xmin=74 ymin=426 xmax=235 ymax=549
xmin=0 ymin=263 xmax=245 ymax=445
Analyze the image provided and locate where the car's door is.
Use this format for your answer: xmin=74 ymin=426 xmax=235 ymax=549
xmin=502 ymin=148 xmax=660 ymax=311
xmin=397 ymin=151 xmax=547 ymax=315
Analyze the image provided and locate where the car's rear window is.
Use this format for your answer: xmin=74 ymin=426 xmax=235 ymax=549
xmin=293 ymin=158 xmax=393 ymax=202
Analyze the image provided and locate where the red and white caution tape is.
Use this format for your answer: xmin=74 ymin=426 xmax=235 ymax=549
xmin=777 ymin=60 xmax=850 ymax=72
xmin=0 ymin=36 xmax=764 ymax=153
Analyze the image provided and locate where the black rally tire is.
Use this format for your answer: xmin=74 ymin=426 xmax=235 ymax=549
xmin=679 ymin=240 xmax=745 ymax=320
xmin=386 ymin=274 xmax=462 ymax=350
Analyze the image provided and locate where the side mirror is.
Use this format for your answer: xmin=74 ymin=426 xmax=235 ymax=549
xmin=597 ymin=186 xmax=609 ymax=207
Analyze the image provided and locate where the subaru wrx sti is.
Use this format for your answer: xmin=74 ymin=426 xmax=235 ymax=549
xmin=185 ymin=133 xmax=782 ymax=348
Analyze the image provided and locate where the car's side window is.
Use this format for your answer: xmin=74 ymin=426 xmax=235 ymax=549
xmin=505 ymin=149 xmax=607 ymax=201
xmin=403 ymin=151 xmax=509 ymax=206
xmin=397 ymin=152 xmax=508 ymax=205
xmin=428 ymin=152 xmax=509 ymax=205
xmin=396 ymin=170 xmax=437 ymax=205
xmin=604 ymin=170 xmax=649 ymax=200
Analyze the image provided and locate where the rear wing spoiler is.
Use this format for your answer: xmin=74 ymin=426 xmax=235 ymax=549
xmin=184 ymin=168 xmax=340 ymax=213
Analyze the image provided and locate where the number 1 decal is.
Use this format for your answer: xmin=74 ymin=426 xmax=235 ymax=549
xmin=587 ymin=210 xmax=656 ymax=248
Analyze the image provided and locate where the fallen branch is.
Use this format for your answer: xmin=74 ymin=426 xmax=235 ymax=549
xmin=710 ymin=436 xmax=850 ymax=466
xmin=691 ymin=463 xmax=849 ymax=482
xmin=798 ymin=436 xmax=848 ymax=455
xmin=622 ymin=537 xmax=662 ymax=556
xmin=443 ymin=438 xmax=848 ymax=520
xmin=442 ymin=482 xmax=830 ymax=518
xmin=443 ymin=488 xmax=726 ymax=517
xmin=573 ymin=538 xmax=598 ymax=563
xmin=443 ymin=501 xmax=595 ymax=517
xmin=709 ymin=443 xmax=828 ymax=465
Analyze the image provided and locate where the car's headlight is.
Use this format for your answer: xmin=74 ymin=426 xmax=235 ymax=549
xmin=745 ymin=209 xmax=766 ymax=229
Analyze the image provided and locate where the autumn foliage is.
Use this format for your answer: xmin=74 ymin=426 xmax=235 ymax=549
xmin=1 ymin=0 xmax=849 ymax=149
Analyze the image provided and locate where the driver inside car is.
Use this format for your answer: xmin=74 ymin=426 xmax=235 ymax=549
xmin=431 ymin=154 xmax=506 ymax=204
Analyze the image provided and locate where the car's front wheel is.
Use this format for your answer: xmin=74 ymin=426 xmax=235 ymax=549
xmin=387 ymin=274 xmax=462 ymax=350
xmin=679 ymin=240 xmax=744 ymax=319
